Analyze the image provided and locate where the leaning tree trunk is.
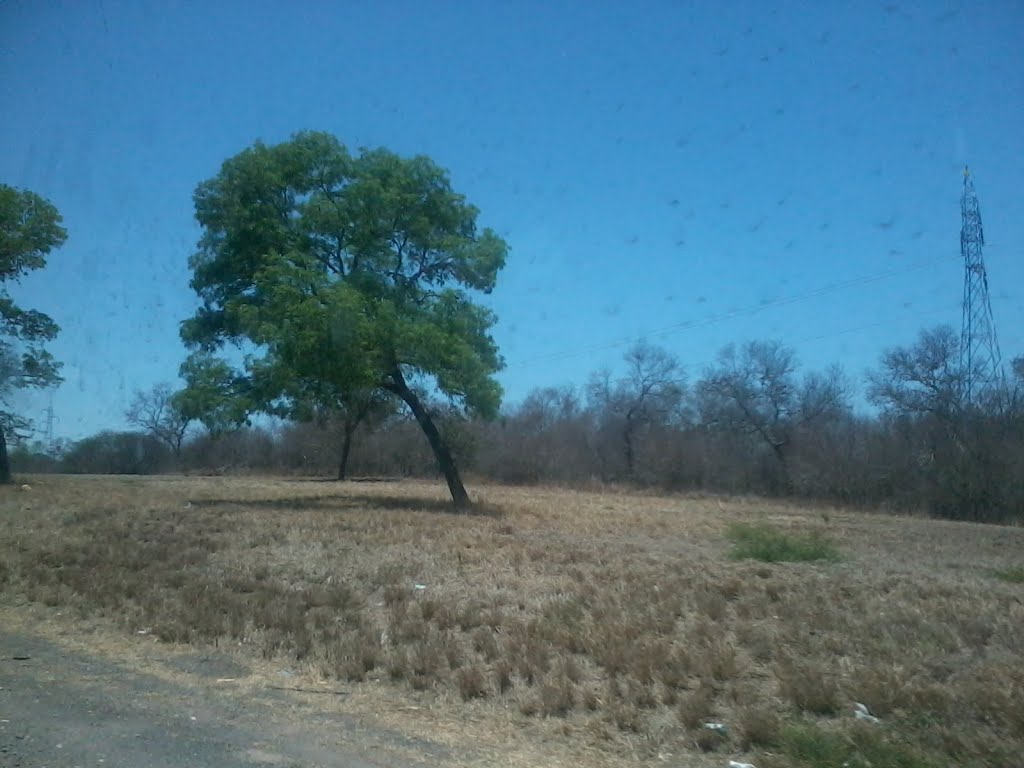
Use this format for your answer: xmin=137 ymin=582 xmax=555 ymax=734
xmin=385 ymin=368 xmax=472 ymax=510
xmin=337 ymin=422 xmax=356 ymax=481
xmin=0 ymin=428 xmax=11 ymax=485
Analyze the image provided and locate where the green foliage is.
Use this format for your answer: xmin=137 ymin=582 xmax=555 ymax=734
xmin=992 ymin=566 xmax=1024 ymax=584
xmin=776 ymin=723 xmax=942 ymax=768
xmin=0 ymin=185 xmax=66 ymax=454
xmin=179 ymin=130 xmax=508 ymax=429
xmin=7 ymin=440 xmax=60 ymax=473
xmin=725 ymin=522 xmax=840 ymax=563
xmin=175 ymin=352 xmax=252 ymax=436
xmin=0 ymin=185 xmax=67 ymax=282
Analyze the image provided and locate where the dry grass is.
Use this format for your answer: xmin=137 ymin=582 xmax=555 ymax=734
xmin=2 ymin=474 xmax=1023 ymax=767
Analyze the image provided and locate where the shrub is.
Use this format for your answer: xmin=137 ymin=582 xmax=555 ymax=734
xmin=992 ymin=566 xmax=1024 ymax=584
xmin=726 ymin=522 xmax=840 ymax=563
xmin=737 ymin=705 xmax=782 ymax=749
xmin=775 ymin=658 xmax=840 ymax=715
xmin=457 ymin=665 xmax=488 ymax=700
xmin=772 ymin=723 xmax=943 ymax=768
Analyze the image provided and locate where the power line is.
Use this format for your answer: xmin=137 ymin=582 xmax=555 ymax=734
xmin=509 ymin=255 xmax=951 ymax=370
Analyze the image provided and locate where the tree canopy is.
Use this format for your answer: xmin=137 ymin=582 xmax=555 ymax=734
xmin=0 ymin=184 xmax=66 ymax=483
xmin=179 ymin=131 xmax=508 ymax=507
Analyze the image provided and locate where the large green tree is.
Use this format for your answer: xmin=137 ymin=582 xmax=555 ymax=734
xmin=180 ymin=132 xmax=507 ymax=508
xmin=0 ymin=184 xmax=66 ymax=484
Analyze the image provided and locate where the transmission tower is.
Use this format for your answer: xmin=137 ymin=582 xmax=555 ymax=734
xmin=958 ymin=166 xmax=1003 ymax=405
xmin=44 ymin=390 xmax=55 ymax=452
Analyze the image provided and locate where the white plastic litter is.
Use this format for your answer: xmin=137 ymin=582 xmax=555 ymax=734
xmin=854 ymin=702 xmax=881 ymax=724
xmin=728 ymin=761 xmax=757 ymax=768
xmin=413 ymin=584 xmax=426 ymax=590
xmin=704 ymin=722 xmax=728 ymax=733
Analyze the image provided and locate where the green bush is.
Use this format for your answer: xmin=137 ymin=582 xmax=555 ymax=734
xmin=992 ymin=566 xmax=1024 ymax=584
xmin=726 ymin=522 xmax=839 ymax=563
xmin=774 ymin=723 xmax=942 ymax=768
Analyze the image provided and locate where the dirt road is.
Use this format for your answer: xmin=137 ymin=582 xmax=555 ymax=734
xmin=1 ymin=629 xmax=455 ymax=768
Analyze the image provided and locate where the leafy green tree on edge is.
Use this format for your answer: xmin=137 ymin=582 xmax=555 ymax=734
xmin=179 ymin=132 xmax=508 ymax=508
xmin=0 ymin=184 xmax=66 ymax=484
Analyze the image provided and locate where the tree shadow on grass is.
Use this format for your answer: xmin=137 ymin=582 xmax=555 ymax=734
xmin=277 ymin=476 xmax=405 ymax=484
xmin=347 ymin=493 xmax=505 ymax=518
xmin=187 ymin=493 xmax=503 ymax=518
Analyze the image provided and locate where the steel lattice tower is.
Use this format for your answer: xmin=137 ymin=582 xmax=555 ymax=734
xmin=44 ymin=390 xmax=55 ymax=452
xmin=958 ymin=166 xmax=1003 ymax=404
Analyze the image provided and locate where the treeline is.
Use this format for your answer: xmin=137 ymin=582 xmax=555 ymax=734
xmin=14 ymin=325 xmax=1024 ymax=524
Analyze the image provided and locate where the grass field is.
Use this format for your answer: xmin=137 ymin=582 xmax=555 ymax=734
xmin=2 ymin=475 xmax=1022 ymax=767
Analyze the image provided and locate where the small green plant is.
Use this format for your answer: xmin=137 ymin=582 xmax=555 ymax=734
xmin=774 ymin=723 xmax=942 ymax=768
xmin=992 ymin=566 xmax=1024 ymax=584
xmin=726 ymin=522 xmax=840 ymax=563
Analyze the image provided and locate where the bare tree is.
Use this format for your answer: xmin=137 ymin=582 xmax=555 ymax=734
xmin=125 ymin=383 xmax=191 ymax=457
xmin=517 ymin=386 xmax=585 ymax=434
xmin=864 ymin=328 xmax=1024 ymax=522
xmin=866 ymin=326 xmax=965 ymax=421
xmin=481 ymin=385 xmax=596 ymax=484
xmin=262 ymin=372 xmax=400 ymax=480
xmin=62 ymin=430 xmax=171 ymax=475
xmin=587 ymin=341 xmax=686 ymax=480
xmin=1009 ymin=356 xmax=1024 ymax=417
xmin=697 ymin=340 xmax=847 ymax=490
xmin=323 ymin=391 xmax=397 ymax=480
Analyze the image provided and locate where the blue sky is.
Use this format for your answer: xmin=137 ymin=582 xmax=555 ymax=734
xmin=2 ymin=0 xmax=1022 ymax=441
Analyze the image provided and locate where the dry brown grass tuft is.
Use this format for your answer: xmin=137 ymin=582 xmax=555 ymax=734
xmin=2 ymin=474 xmax=1023 ymax=767
xmin=736 ymin=704 xmax=782 ymax=749
xmin=677 ymin=683 xmax=716 ymax=730
xmin=456 ymin=664 xmax=489 ymax=701
xmin=775 ymin=656 xmax=841 ymax=715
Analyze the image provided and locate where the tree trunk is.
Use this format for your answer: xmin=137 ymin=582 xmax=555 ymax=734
xmin=385 ymin=368 xmax=472 ymax=510
xmin=770 ymin=440 xmax=793 ymax=494
xmin=337 ymin=422 xmax=355 ymax=481
xmin=623 ymin=425 xmax=636 ymax=480
xmin=0 ymin=428 xmax=11 ymax=485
